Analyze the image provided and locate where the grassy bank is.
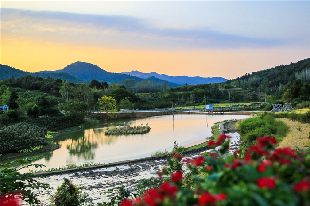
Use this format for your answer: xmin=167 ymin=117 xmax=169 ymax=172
xmin=237 ymin=113 xmax=289 ymax=148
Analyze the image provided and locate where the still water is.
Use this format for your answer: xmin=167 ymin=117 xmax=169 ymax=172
xmin=24 ymin=114 xmax=249 ymax=172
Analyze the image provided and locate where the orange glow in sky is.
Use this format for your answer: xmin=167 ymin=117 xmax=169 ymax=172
xmin=1 ymin=39 xmax=309 ymax=79
xmin=1 ymin=1 xmax=310 ymax=79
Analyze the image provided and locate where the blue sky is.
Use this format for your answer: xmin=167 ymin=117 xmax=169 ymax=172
xmin=1 ymin=1 xmax=309 ymax=78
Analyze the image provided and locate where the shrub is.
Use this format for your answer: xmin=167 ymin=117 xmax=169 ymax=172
xmin=51 ymin=178 xmax=85 ymax=206
xmin=237 ymin=113 xmax=289 ymax=147
xmin=26 ymin=114 xmax=85 ymax=131
xmin=0 ymin=122 xmax=47 ymax=154
xmin=120 ymin=135 xmax=310 ymax=206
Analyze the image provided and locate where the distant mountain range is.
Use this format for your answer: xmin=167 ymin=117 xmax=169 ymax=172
xmin=122 ymin=70 xmax=227 ymax=85
xmin=0 ymin=64 xmax=84 ymax=83
xmin=0 ymin=61 xmax=226 ymax=87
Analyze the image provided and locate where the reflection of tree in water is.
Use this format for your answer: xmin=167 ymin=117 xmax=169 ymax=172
xmin=66 ymin=129 xmax=99 ymax=160
xmin=43 ymin=151 xmax=53 ymax=161
xmin=93 ymin=128 xmax=118 ymax=145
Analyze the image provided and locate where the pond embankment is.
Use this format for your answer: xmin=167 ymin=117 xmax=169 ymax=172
xmin=91 ymin=111 xmax=174 ymax=120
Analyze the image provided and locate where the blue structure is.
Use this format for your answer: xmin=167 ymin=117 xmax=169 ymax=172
xmin=0 ymin=105 xmax=9 ymax=111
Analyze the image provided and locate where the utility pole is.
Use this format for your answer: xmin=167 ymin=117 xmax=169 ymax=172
xmin=172 ymin=102 xmax=174 ymax=116
xmin=229 ymin=92 xmax=231 ymax=109
xmin=204 ymin=95 xmax=206 ymax=112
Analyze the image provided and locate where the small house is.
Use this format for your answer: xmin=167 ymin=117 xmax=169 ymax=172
xmin=0 ymin=105 xmax=9 ymax=111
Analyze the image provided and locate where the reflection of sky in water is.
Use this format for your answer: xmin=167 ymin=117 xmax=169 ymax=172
xmin=21 ymin=114 xmax=248 ymax=172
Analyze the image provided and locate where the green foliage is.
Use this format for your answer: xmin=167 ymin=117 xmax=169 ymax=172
xmin=238 ymin=113 xmax=289 ymax=147
xmin=119 ymin=97 xmax=134 ymax=110
xmin=134 ymin=177 xmax=163 ymax=197
xmin=98 ymin=185 xmax=132 ymax=206
xmin=151 ymin=141 xmax=186 ymax=157
xmin=274 ymin=111 xmax=310 ymax=124
xmin=283 ymin=79 xmax=310 ymax=103
xmin=0 ymin=84 xmax=10 ymax=106
xmin=26 ymin=114 xmax=85 ymax=131
xmin=105 ymin=125 xmax=151 ymax=135
xmin=0 ymin=158 xmax=49 ymax=204
xmin=51 ymin=178 xmax=86 ymax=206
xmin=27 ymin=104 xmax=40 ymax=118
xmin=8 ymin=90 xmax=19 ymax=110
xmin=98 ymin=96 xmax=117 ymax=118
xmin=120 ymin=136 xmax=310 ymax=206
xmin=0 ymin=122 xmax=48 ymax=154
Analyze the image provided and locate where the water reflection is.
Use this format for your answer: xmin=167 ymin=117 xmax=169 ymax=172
xmin=19 ymin=114 xmax=249 ymax=172
xmin=66 ymin=133 xmax=98 ymax=160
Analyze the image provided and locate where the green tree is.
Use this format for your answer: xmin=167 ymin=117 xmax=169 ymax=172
xmin=8 ymin=90 xmax=19 ymax=109
xmin=119 ymin=97 xmax=134 ymax=110
xmin=98 ymin=96 xmax=116 ymax=118
xmin=0 ymin=85 xmax=10 ymax=106
xmin=89 ymin=79 xmax=102 ymax=89
xmin=101 ymin=81 xmax=109 ymax=89
xmin=59 ymin=80 xmax=73 ymax=102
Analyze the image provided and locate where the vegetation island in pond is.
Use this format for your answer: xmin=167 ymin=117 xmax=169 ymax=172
xmin=105 ymin=124 xmax=151 ymax=135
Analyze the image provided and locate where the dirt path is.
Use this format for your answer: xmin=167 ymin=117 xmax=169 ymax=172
xmin=277 ymin=118 xmax=310 ymax=149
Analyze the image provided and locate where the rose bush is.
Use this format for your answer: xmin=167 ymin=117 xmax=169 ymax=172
xmin=121 ymin=135 xmax=310 ymax=206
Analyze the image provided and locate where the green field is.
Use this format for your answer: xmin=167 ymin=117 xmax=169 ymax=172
xmin=175 ymin=102 xmax=255 ymax=110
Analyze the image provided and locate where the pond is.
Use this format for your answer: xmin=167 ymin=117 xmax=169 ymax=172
xmin=22 ymin=114 xmax=249 ymax=172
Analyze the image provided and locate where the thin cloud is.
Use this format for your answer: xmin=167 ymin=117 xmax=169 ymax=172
xmin=1 ymin=8 xmax=283 ymax=49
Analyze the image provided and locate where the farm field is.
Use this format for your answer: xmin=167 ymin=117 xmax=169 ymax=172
xmin=277 ymin=118 xmax=310 ymax=150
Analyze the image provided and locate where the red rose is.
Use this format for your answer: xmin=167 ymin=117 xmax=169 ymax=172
xmin=144 ymin=188 xmax=163 ymax=206
xmin=160 ymin=182 xmax=178 ymax=196
xmin=198 ymin=192 xmax=216 ymax=205
xmin=132 ymin=197 xmax=142 ymax=205
xmin=208 ymin=140 xmax=215 ymax=146
xmin=215 ymin=134 xmax=230 ymax=146
xmin=191 ymin=155 xmax=204 ymax=166
xmin=257 ymin=160 xmax=272 ymax=172
xmin=171 ymin=171 xmax=183 ymax=182
xmin=294 ymin=180 xmax=310 ymax=192
xmin=172 ymin=153 xmax=183 ymax=160
xmin=120 ymin=199 xmax=132 ymax=206
xmin=244 ymin=151 xmax=252 ymax=163
xmin=215 ymin=194 xmax=226 ymax=201
xmin=209 ymin=153 xmax=218 ymax=159
xmin=157 ymin=171 xmax=163 ymax=179
xmin=257 ymin=177 xmax=276 ymax=189
xmin=0 ymin=193 xmax=22 ymax=206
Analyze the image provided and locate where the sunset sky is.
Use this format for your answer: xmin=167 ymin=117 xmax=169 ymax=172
xmin=1 ymin=1 xmax=309 ymax=79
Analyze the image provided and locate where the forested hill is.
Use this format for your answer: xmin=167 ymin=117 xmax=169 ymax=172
xmin=0 ymin=64 xmax=31 ymax=80
xmin=55 ymin=61 xmax=180 ymax=87
xmin=0 ymin=64 xmax=83 ymax=83
xmin=122 ymin=70 xmax=227 ymax=85
xmin=0 ymin=62 xmax=180 ymax=88
xmin=56 ymin=61 xmax=143 ymax=83
xmin=228 ymin=58 xmax=310 ymax=88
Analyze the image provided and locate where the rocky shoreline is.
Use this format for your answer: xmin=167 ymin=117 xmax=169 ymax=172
xmin=31 ymin=120 xmax=242 ymax=205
